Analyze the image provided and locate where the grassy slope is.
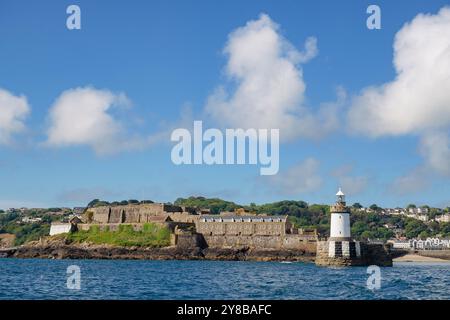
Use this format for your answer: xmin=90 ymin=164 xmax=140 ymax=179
xmin=66 ymin=223 xmax=171 ymax=247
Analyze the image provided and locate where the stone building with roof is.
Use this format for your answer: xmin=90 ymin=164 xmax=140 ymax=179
xmin=195 ymin=214 xmax=317 ymax=250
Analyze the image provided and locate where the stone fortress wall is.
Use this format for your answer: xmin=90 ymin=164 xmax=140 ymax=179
xmin=87 ymin=203 xmax=196 ymax=224
xmin=79 ymin=204 xmax=317 ymax=251
xmin=196 ymin=215 xmax=317 ymax=250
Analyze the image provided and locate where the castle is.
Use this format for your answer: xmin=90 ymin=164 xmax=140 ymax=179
xmin=49 ymin=191 xmax=392 ymax=266
xmin=73 ymin=203 xmax=317 ymax=251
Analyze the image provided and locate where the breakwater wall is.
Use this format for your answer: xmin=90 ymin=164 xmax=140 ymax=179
xmin=315 ymin=241 xmax=393 ymax=267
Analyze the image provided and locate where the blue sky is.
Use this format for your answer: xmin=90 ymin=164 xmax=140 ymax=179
xmin=0 ymin=0 xmax=449 ymax=209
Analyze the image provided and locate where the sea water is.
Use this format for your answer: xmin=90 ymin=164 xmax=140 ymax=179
xmin=0 ymin=259 xmax=449 ymax=300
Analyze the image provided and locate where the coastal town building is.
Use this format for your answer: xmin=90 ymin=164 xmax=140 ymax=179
xmin=20 ymin=217 xmax=42 ymax=223
xmin=391 ymin=238 xmax=450 ymax=250
xmin=391 ymin=240 xmax=411 ymax=249
xmin=353 ymin=205 xmax=450 ymax=225
xmin=410 ymin=238 xmax=450 ymax=250
xmin=436 ymin=214 xmax=450 ymax=223
xmin=408 ymin=207 xmax=429 ymax=215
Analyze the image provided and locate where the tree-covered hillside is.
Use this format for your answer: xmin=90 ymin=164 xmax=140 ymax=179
xmin=2 ymin=197 xmax=450 ymax=245
xmin=0 ymin=211 xmax=53 ymax=245
xmin=174 ymin=196 xmax=450 ymax=240
xmin=174 ymin=197 xmax=240 ymax=214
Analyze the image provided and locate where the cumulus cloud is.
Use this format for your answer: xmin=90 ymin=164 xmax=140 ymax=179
xmin=0 ymin=88 xmax=30 ymax=145
xmin=269 ymin=158 xmax=322 ymax=194
xmin=205 ymin=13 xmax=341 ymax=141
xmin=348 ymin=7 xmax=450 ymax=136
xmin=45 ymin=87 xmax=159 ymax=155
xmin=419 ymin=132 xmax=450 ymax=176
xmin=388 ymin=131 xmax=450 ymax=194
xmin=348 ymin=6 xmax=450 ymax=179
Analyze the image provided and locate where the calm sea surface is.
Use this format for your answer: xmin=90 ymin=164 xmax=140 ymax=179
xmin=0 ymin=258 xmax=449 ymax=300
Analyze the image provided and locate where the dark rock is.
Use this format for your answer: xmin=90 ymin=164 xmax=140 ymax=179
xmin=8 ymin=243 xmax=315 ymax=262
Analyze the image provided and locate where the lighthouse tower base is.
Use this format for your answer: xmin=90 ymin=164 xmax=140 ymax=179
xmin=315 ymin=240 xmax=393 ymax=267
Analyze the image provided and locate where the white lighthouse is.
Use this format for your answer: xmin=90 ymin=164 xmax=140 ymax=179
xmin=315 ymin=188 xmax=392 ymax=266
xmin=329 ymin=188 xmax=351 ymax=240
xmin=327 ymin=188 xmax=360 ymax=259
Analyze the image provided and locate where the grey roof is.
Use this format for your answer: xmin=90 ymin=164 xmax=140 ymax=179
xmin=199 ymin=215 xmax=286 ymax=222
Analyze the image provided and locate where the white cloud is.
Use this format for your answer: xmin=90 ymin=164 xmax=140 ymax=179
xmin=295 ymin=37 xmax=318 ymax=63
xmin=0 ymin=88 xmax=30 ymax=145
xmin=388 ymin=132 xmax=449 ymax=194
xmin=348 ymin=7 xmax=450 ymax=136
xmin=419 ymin=132 xmax=450 ymax=176
xmin=269 ymin=158 xmax=322 ymax=194
xmin=45 ymin=87 xmax=195 ymax=155
xmin=205 ymin=13 xmax=341 ymax=141
xmin=348 ymin=6 xmax=450 ymax=177
xmin=45 ymin=87 xmax=155 ymax=155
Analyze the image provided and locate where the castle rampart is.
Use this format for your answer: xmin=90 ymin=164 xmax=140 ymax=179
xmin=195 ymin=215 xmax=316 ymax=250
xmin=76 ymin=204 xmax=318 ymax=251
xmin=86 ymin=203 xmax=199 ymax=224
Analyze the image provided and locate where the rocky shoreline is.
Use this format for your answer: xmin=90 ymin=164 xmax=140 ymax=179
xmin=1 ymin=240 xmax=316 ymax=262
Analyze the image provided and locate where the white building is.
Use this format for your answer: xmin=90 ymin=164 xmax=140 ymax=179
xmin=409 ymin=238 xmax=450 ymax=250
xmin=417 ymin=214 xmax=429 ymax=222
xmin=391 ymin=241 xmax=411 ymax=249
xmin=408 ymin=207 xmax=429 ymax=215
xmin=21 ymin=217 xmax=42 ymax=223
xmin=49 ymin=223 xmax=72 ymax=236
xmin=436 ymin=214 xmax=450 ymax=223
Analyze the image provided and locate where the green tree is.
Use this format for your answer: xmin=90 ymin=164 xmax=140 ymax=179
xmin=405 ymin=219 xmax=427 ymax=238
xmin=418 ymin=230 xmax=429 ymax=239
xmin=352 ymin=203 xmax=363 ymax=209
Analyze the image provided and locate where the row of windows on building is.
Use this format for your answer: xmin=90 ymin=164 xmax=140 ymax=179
xmin=392 ymin=238 xmax=450 ymax=249
xmin=200 ymin=216 xmax=285 ymax=223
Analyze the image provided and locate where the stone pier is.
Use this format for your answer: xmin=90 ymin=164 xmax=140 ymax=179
xmin=315 ymin=241 xmax=393 ymax=267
